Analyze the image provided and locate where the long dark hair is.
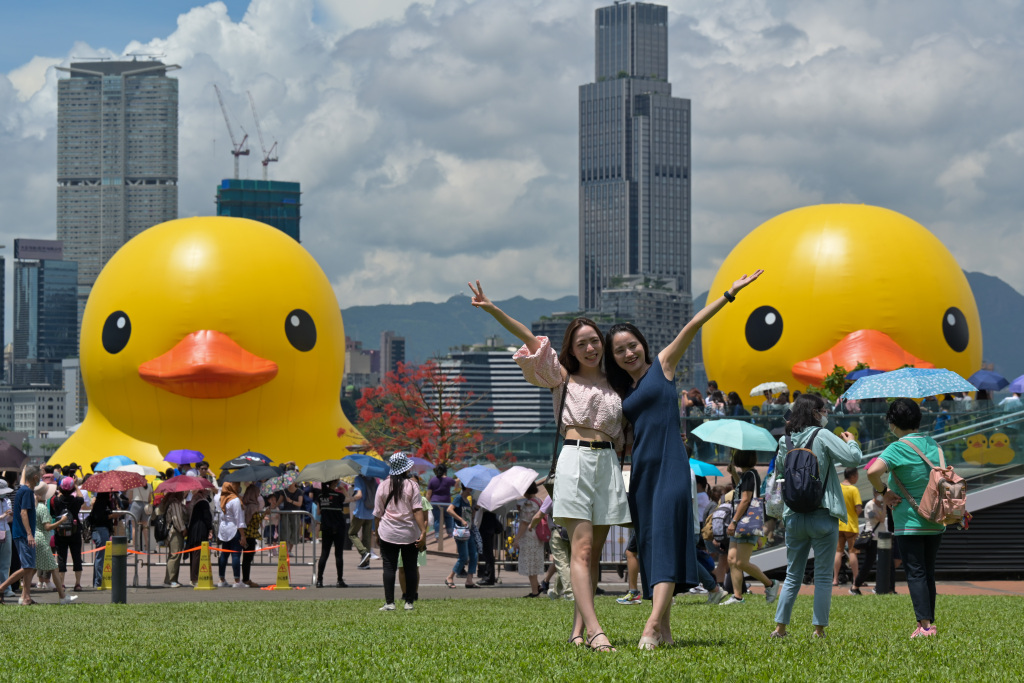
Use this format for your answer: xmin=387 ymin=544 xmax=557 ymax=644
xmin=385 ymin=472 xmax=411 ymax=510
xmin=558 ymin=317 xmax=603 ymax=375
xmin=604 ymin=322 xmax=651 ymax=397
xmin=785 ymin=393 xmax=827 ymax=434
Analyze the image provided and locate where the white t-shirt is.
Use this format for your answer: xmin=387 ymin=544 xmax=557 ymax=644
xmin=696 ymin=491 xmax=712 ymax=523
xmin=863 ymin=499 xmax=888 ymax=540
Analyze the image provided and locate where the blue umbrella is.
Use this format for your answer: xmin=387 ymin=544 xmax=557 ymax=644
xmin=842 ymin=367 xmax=976 ymax=400
xmin=1008 ymin=375 xmax=1024 ymax=394
xmin=691 ymin=419 xmax=778 ymax=451
xmin=342 ymin=454 xmax=390 ymax=479
xmin=689 ymin=459 xmax=726 ymax=478
xmin=968 ymin=370 xmax=1009 ymax=392
xmin=454 ymin=465 xmax=501 ymax=491
xmin=94 ymin=455 xmax=136 ymax=472
xmin=846 ymin=368 xmax=883 ymax=381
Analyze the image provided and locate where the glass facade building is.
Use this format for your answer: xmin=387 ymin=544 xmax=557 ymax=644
xmin=13 ymin=258 xmax=79 ymax=389
xmin=56 ymin=60 xmax=180 ymax=322
xmin=215 ymin=179 xmax=302 ymax=242
xmin=579 ymin=2 xmax=694 ymax=381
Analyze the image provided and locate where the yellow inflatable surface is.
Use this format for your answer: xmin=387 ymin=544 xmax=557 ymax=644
xmin=703 ymin=205 xmax=982 ymax=399
xmin=49 ymin=217 xmax=366 ymax=471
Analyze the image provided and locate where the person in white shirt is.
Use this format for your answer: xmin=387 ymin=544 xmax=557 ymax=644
xmin=216 ymin=482 xmax=246 ymax=588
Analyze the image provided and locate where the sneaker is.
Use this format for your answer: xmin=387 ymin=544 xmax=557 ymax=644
xmin=564 ymin=594 xmax=575 ymax=602
xmin=616 ymin=589 xmax=642 ymax=605
xmin=60 ymin=595 xmax=79 ymax=605
xmin=216 ymin=581 xmax=230 ymax=588
xmin=765 ymin=579 xmax=781 ymax=605
xmin=849 ymin=587 xmax=862 ymax=596
xmin=548 ymin=588 xmax=558 ymax=600
xmin=337 ymin=580 xmax=348 ymax=588
xmin=689 ymin=585 xmax=709 ymax=595
xmin=706 ymin=587 xmax=728 ymax=605
xmin=720 ymin=596 xmax=745 ymax=606
xmin=232 ymin=582 xmax=246 ymax=589
xmin=245 ymin=580 xmax=260 ymax=588
xmin=169 ymin=582 xmax=181 ymax=588
xmin=358 ymin=553 xmax=371 ymax=569
xmin=379 ymin=603 xmax=396 ymax=611
xmin=404 ymin=601 xmax=414 ymax=611
xmin=369 ymin=552 xmax=380 ymax=560
xmin=539 ymin=580 xmax=550 ymax=593
xmin=911 ymin=625 xmax=937 ymax=638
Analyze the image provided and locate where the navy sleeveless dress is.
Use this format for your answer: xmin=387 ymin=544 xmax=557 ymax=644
xmin=623 ymin=365 xmax=698 ymax=599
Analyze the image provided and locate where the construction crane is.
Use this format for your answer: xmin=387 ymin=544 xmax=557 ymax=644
xmin=213 ymin=84 xmax=249 ymax=179
xmin=248 ymin=91 xmax=279 ymax=181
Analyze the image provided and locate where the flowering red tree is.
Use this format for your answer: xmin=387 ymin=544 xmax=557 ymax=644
xmin=356 ymin=361 xmax=485 ymax=466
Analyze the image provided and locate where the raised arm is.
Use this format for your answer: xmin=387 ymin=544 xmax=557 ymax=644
xmin=468 ymin=280 xmax=540 ymax=353
xmin=659 ymin=270 xmax=764 ymax=375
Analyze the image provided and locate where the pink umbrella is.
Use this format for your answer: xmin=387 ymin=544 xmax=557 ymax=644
xmin=81 ymin=470 xmax=147 ymax=493
xmin=409 ymin=457 xmax=434 ymax=475
xmin=155 ymin=474 xmax=217 ymax=494
xmin=478 ymin=466 xmax=541 ymax=511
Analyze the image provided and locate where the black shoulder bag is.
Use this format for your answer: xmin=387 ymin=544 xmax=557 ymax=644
xmin=546 ymin=382 xmax=569 ymax=480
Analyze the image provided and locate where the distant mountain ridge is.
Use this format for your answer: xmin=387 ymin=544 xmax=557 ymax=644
xmin=341 ymin=272 xmax=1022 ymax=380
xmin=341 ymin=294 xmax=579 ymax=362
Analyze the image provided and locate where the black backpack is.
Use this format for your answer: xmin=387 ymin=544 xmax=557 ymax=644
xmin=153 ymin=513 xmax=169 ymax=543
xmin=781 ymin=428 xmax=831 ymax=513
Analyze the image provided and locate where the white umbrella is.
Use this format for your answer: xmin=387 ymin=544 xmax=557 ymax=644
xmin=749 ymin=381 xmax=788 ymax=397
xmin=478 ymin=466 xmax=540 ymax=511
xmin=115 ymin=464 xmax=159 ymax=477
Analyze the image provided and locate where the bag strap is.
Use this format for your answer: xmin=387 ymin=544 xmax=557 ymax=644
xmin=890 ymin=438 xmax=934 ymax=514
xmin=901 ymin=436 xmax=945 ymax=469
xmin=547 ymin=381 xmax=569 ymax=480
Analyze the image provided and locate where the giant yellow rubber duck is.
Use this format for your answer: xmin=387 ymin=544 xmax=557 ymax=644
xmin=703 ymin=205 xmax=982 ymax=399
xmin=49 ymin=217 xmax=367 ymax=470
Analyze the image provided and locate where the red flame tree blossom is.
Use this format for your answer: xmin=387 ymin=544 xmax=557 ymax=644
xmin=355 ymin=361 xmax=485 ymax=466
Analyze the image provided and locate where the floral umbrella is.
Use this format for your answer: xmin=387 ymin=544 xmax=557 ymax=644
xmin=260 ymin=470 xmax=299 ymax=496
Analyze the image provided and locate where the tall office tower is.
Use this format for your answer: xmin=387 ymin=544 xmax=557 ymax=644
xmin=579 ymin=2 xmax=693 ymax=379
xmin=12 ymin=240 xmax=79 ymax=389
xmin=380 ymin=331 xmax=406 ymax=378
xmin=216 ymin=179 xmax=302 ymax=241
xmin=0 ymin=253 xmax=4 ymax=384
xmin=56 ymin=60 xmax=180 ymax=321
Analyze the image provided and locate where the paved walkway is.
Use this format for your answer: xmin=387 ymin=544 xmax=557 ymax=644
xmin=15 ymin=540 xmax=1024 ymax=606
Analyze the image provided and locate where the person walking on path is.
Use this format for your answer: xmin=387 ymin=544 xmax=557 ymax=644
xmin=834 ymin=468 xmax=863 ymax=586
xmin=867 ymin=398 xmax=945 ymax=638
xmin=0 ymin=481 xmax=15 ymax=599
xmin=32 ymin=482 xmax=77 ymax=604
xmin=161 ymin=492 xmax=188 ymax=587
xmin=470 ymin=280 xmax=630 ymax=653
xmin=513 ymin=484 xmax=545 ymax=598
xmin=445 ymin=487 xmax=479 ymax=589
xmin=374 ymin=453 xmax=427 ymax=612
xmin=427 ymin=465 xmax=456 ymax=551
xmin=770 ymin=394 xmax=862 ymax=639
xmin=605 ymin=269 xmax=763 ymax=649
xmin=0 ymin=466 xmax=42 ymax=605
xmin=349 ymin=473 xmax=377 ymax=569
xmin=722 ymin=450 xmax=778 ymax=605
xmin=316 ymin=480 xmax=349 ymax=588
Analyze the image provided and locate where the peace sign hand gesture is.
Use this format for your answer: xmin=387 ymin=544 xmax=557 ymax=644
xmin=468 ymin=280 xmax=497 ymax=313
xmin=730 ymin=269 xmax=765 ymax=295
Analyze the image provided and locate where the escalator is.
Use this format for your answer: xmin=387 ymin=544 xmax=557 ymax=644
xmin=753 ymin=410 xmax=1024 ymax=576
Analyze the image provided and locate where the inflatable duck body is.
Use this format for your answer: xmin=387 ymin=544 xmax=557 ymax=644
xmin=49 ymin=218 xmax=367 ymax=470
xmin=703 ymin=205 xmax=983 ymax=400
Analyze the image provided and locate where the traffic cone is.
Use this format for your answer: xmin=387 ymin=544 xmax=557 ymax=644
xmin=194 ymin=542 xmax=215 ymax=590
xmin=275 ymin=541 xmax=291 ymax=590
xmin=97 ymin=541 xmax=113 ymax=591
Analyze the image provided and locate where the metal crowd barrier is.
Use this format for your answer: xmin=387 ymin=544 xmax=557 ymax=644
xmin=498 ymin=509 xmax=628 ymax=578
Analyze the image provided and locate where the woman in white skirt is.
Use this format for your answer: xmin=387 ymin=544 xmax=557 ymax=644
xmin=514 ymin=483 xmax=545 ymax=597
xmin=469 ymin=281 xmax=630 ymax=653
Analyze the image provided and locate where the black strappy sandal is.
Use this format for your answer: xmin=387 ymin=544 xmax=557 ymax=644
xmin=587 ymin=632 xmax=616 ymax=652
xmin=568 ymin=635 xmax=585 ymax=647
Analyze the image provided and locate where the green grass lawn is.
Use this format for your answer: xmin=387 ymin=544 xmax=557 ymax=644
xmin=2 ymin=594 xmax=1019 ymax=682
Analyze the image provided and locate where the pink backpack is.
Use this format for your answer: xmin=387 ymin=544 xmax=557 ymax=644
xmin=892 ymin=438 xmax=968 ymax=528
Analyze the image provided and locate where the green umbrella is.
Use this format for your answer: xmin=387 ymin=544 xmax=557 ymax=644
xmin=692 ymin=419 xmax=778 ymax=452
xmin=296 ymin=459 xmax=361 ymax=483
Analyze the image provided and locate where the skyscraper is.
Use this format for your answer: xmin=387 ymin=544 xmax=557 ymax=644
xmin=579 ymin=2 xmax=693 ymax=379
xmin=380 ymin=331 xmax=406 ymax=377
xmin=56 ymin=60 xmax=180 ymax=320
xmin=12 ymin=240 xmax=79 ymax=389
xmin=216 ymin=179 xmax=302 ymax=241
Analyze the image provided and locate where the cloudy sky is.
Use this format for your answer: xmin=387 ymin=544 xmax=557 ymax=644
xmin=2 ymin=0 xmax=1023 ymax=331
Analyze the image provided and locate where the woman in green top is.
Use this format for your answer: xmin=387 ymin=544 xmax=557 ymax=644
xmin=867 ymin=398 xmax=943 ymax=639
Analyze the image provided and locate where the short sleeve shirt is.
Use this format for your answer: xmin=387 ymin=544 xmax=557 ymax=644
xmin=838 ymin=483 xmax=862 ymax=533
xmin=12 ymin=485 xmax=35 ymax=539
xmin=734 ymin=470 xmax=760 ymax=501
xmin=352 ymin=476 xmax=375 ymax=520
xmin=879 ymin=434 xmax=945 ymax=535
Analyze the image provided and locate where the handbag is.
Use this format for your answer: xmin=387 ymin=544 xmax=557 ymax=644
xmin=734 ymin=498 xmax=765 ymax=537
xmin=535 ymin=516 xmax=552 ymax=543
xmin=453 ymin=524 xmax=471 ymax=540
xmin=854 ymin=522 xmax=880 ymax=549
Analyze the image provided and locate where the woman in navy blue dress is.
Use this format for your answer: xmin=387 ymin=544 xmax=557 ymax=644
xmin=606 ymin=269 xmax=763 ymax=650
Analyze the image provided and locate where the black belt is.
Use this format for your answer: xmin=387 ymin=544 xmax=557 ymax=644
xmin=563 ymin=439 xmax=613 ymax=450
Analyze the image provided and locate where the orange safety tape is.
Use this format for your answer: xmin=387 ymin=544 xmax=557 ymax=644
xmin=81 ymin=543 xmax=284 ymax=557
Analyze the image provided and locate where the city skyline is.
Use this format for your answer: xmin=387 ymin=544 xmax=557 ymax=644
xmin=2 ymin=0 xmax=1023 ymax=340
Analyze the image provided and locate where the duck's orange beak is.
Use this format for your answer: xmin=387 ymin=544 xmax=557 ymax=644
xmin=791 ymin=329 xmax=934 ymax=386
xmin=138 ymin=330 xmax=278 ymax=399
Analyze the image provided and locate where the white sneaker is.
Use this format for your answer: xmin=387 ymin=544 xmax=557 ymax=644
xmin=216 ymin=581 xmax=230 ymax=588
xmin=60 ymin=595 xmax=79 ymax=605
xmin=358 ymin=553 xmax=371 ymax=569
xmin=689 ymin=586 xmax=708 ymax=595
xmin=404 ymin=601 xmax=414 ymax=611
xmin=379 ymin=603 xmax=396 ymax=611
xmin=707 ymin=588 xmax=728 ymax=605
xmin=548 ymin=588 xmax=558 ymax=600
xmin=765 ymin=579 xmax=781 ymax=605
xmin=169 ymin=582 xmax=181 ymax=588
xmin=370 ymin=552 xmax=380 ymax=560
xmin=720 ymin=595 xmax=745 ymax=605
xmin=232 ymin=582 xmax=246 ymax=589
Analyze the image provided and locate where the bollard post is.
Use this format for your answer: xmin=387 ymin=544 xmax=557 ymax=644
xmin=875 ymin=531 xmax=892 ymax=594
xmin=111 ymin=536 xmax=128 ymax=604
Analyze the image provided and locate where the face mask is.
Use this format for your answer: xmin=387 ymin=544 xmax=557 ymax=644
xmin=819 ymin=413 xmax=829 ymax=427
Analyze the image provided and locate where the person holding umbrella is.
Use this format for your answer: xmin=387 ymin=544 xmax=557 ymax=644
xmin=216 ymin=482 xmax=246 ymax=588
xmin=316 ymin=480 xmax=349 ymax=588
xmin=373 ymin=453 xmax=427 ymax=611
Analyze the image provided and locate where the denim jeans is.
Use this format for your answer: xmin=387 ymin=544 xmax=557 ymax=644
xmin=218 ymin=533 xmax=243 ymax=582
xmin=896 ymin=534 xmax=942 ymax=623
xmin=774 ymin=509 xmax=839 ymax=627
xmin=0 ymin=538 xmax=13 ymax=595
xmin=91 ymin=526 xmax=111 ymax=587
xmin=696 ymin=556 xmax=717 ymax=591
xmin=452 ymin=535 xmax=478 ymax=577
xmin=433 ymin=507 xmax=455 ymax=537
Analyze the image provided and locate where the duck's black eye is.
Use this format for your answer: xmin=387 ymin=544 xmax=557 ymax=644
xmin=942 ymin=307 xmax=969 ymax=352
xmin=285 ymin=309 xmax=316 ymax=352
xmin=102 ymin=311 xmax=131 ymax=354
xmin=745 ymin=306 xmax=783 ymax=351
